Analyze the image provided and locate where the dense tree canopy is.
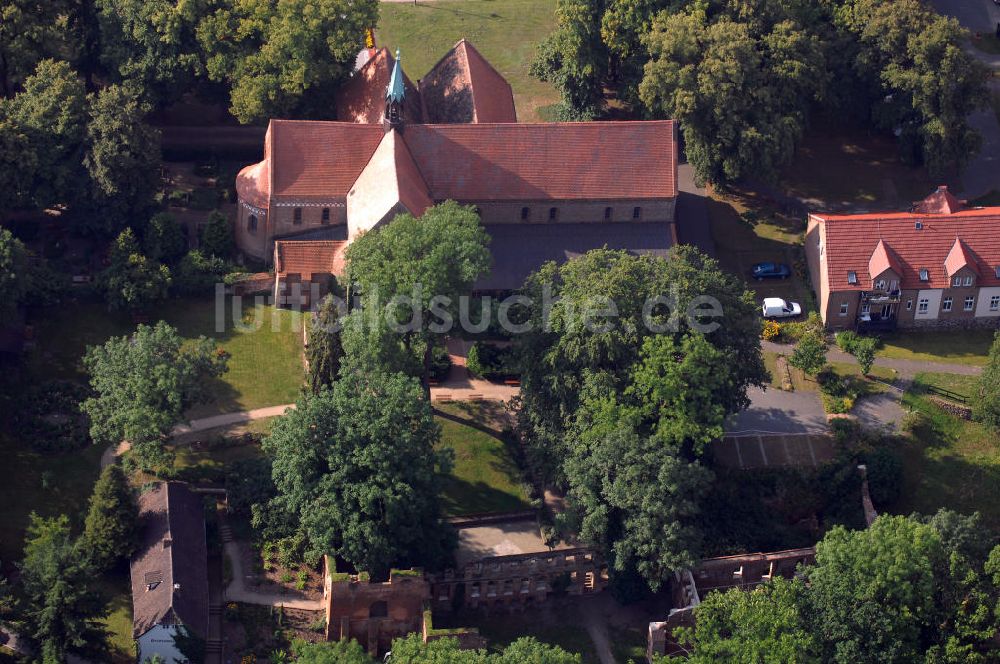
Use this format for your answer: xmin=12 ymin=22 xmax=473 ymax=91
xmin=100 ymin=228 xmax=172 ymax=312
xmin=972 ymin=332 xmax=1000 ymax=430
xmin=346 ymin=201 xmax=491 ymax=390
xmin=260 ymin=369 xmax=453 ymax=575
xmin=14 ymin=514 xmax=109 ymax=662
xmin=307 ymin=294 xmax=346 ymax=394
xmin=198 ymin=0 xmax=380 ymax=123
xmin=81 ymin=320 xmax=228 ymax=460
xmin=0 ymin=227 xmax=30 ymax=324
xmin=515 ymin=246 xmax=766 ymax=588
xmin=82 ymin=464 xmax=139 ymax=572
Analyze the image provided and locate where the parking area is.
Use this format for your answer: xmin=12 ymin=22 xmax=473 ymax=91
xmin=711 ymin=434 xmax=836 ymax=469
xmin=728 ymin=248 xmax=815 ymax=318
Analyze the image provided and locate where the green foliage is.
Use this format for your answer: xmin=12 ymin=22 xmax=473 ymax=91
xmin=0 ymin=0 xmax=70 ymax=97
xmin=517 ymin=246 xmax=766 ymax=589
xmin=84 ymin=83 xmax=161 ymax=228
xmin=197 ymin=0 xmax=381 ymax=123
xmin=12 ymin=380 xmax=91 ymax=452
xmin=99 ymin=228 xmax=171 ymax=311
xmin=199 ymin=210 xmax=234 ymax=259
xmin=81 ymin=320 xmax=229 ymax=455
xmin=853 ymin=336 xmax=878 ymax=376
xmin=972 ymin=332 xmax=1000 ymax=429
xmin=172 ymin=249 xmax=233 ymax=295
xmin=388 ymin=633 xmax=582 ymax=663
xmin=0 ymin=227 xmax=30 ymax=323
xmin=862 ymin=446 xmax=902 ymax=507
xmin=291 ymin=638 xmax=375 ymax=664
xmin=14 ymin=514 xmax=110 ymax=662
xmin=789 ymin=330 xmax=828 ymax=377
xmin=466 ymin=342 xmax=515 ymax=381
xmin=307 ymin=294 xmax=346 ymax=394
xmin=677 ymin=577 xmax=820 ymax=663
xmin=260 ymin=370 xmax=454 ymax=576
xmin=640 ymin=4 xmax=825 ymax=185
xmin=835 ymin=330 xmax=860 ymax=353
xmin=143 ymin=212 xmax=187 ymax=265
xmin=82 ymin=464 xmax=138 ymax=571
xmin=226 ymin=457 xmax=274 ymax=516
xmin=346 ymin=201 xmax=491 ymax=388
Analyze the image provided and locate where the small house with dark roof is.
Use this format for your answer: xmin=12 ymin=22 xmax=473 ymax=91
xmin=130 ymin=482 xmax=209 ymax=663
xmin=234 ymin=39 xmax=678 ymax=297
xmin=806 ymin=186 xmax=1000 ymax=331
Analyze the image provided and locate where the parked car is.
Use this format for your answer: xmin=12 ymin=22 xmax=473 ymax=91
xmin=751 ymin=262 xmax=791 ymax=280
xmin=762 ymin=297 xmax=802 ymax=319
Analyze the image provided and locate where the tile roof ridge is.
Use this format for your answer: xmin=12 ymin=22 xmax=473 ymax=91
xmin=393 ymin=130 xmax=433 ymax=200
xmin=162 ymin=483 xmax=177 ymax=615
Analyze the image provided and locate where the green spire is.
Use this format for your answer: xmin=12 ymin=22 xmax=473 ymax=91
xmin=387 ymin=49 xmax=405 ymax=103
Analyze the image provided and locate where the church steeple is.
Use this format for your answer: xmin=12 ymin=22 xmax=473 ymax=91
xmin=385 ymin=49 xmax=405 ymax=131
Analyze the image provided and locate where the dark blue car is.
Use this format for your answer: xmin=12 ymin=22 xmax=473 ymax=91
xmin=752 ymin=262 xmax=791 ymax=280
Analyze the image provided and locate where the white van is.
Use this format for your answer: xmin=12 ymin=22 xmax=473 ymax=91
xmin=762 ymin=297 xmax=802 ymax=319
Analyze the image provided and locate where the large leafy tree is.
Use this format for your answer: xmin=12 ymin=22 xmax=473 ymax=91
xmin=389 ymin=634 xmax=581 ymax=663
xmin=15 ymin=514 xmax=109 ymax=662
xmin=143 ymin=212 xmax=188 ymax=265
xmin=0 ymin=227 xmax=30 ymax=324
xmin=530 ymin=0 xmax=609 ymax=120
xmin=95 ymin=0 xmax=205 ymax=106
xmin=82 ymin=464 xmax=139 ymax=572
xmin=345 ymin=201 xmax=491 ymax=393
xmin=1 ymin=59 xmax=88 ymax=208
xmin=81 ymin=320 xmax=228 ymax=466
xmin=261 ymin=369 xmax=453 ymax=575
xmin=84 ymin=83 xmax=161 ymax=229
xmin=198 ymin=0 xmax=380 ymax=123
xmin=676 ymin=577 xmax=820 ymax=663
xmin=100 ymin=228 xmax=172 ymax=312
xmin=0 ymin=0 xmax=68 ymax=97
xmin=639 ymin=4 xmax=825 ymax=185
xmin=972 ymin=331 xmax=1000 ymax=430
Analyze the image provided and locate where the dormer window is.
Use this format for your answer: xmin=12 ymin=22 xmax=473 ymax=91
xmin=919 ymin=268 xmax=929 ymax=281
xmin=915 ymin=221 xmax=923 ymax=230
xmin=963 ymin=275 xmax=973 ymax=287
xmin=847 ymin=271 xmax=857 ymax=285
xmin=952 ymin=276 xmax=962 ymax=287
xmin=874 ymin=278 xmax=887 ymax=291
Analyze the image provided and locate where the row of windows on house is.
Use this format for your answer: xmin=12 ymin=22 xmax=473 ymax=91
xmin=246 ymin=205 xmax=648 ymax=233
xmin=848 ymin=270 xmax=997 ymax=286
xmin=839 ymin=295 xmax=1000 ymax=316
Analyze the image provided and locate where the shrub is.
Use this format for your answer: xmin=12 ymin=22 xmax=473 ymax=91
xmin=13 ymin=381 xmax=92 ymax=452
xmin=173 ymin=250 xmax=233 ymax=295
xmin=831 ymin=418 xmax=860 ymax=447
xmin=836 ymin=330 xmax=861 ymax=353
xmin=467 ymin=342 xmax=515 ymax=380
xmin=864 ymin=446 xmax=903 ymax=507
xmin=762 ymin=320 xmax=781 ymax=341
xmin=200 ymin=210 xmax=234 ymax=259
xmin=854 ymin=336 xmax=879 ymax=375
xmin=429 ymin=345 xmax=452 ymax=382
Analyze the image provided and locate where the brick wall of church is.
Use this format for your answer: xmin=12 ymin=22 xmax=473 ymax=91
xmin=471 ymin=198 xmax=676 ymax=225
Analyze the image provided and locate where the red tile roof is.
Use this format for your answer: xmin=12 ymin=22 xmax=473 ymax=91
xmin=275 ymin=240 xmax=348 ymax=278
xmin=944 ymin=237 xmax=979 ymax=276
xmin=868 ymin=239 xmax=902 ymax=279
xmin=337 ymin=48 xmax=423 ymax=124
xmin=387 ymin=130 xmax=433 ymax=216
xmin=815 ymin=191 xmax=1000 ymax=291
xmin=263 ymin=119 xmax=677 ymax=202
xmin=236 ymin=159 xmax=269 ymax=209
xmin=913 ymin=185 xmax=964 ymax=215
xmin=419 ymin=39 xmax=517 ymax=124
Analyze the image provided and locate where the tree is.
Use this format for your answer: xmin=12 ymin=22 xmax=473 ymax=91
xmin=388 ymin=634 xmax=581 ymax=663
xmin=0 ymin=115 xmax=38 ymax=212
xmin=143 ymin=212 xmax=187 ymax=265
xmin=172 ymin=249 xmax=232 ymax=296
xmin=789 ymin=330 xmax=828 ymax=377
xmin=100 ymin=228 xmax=171 ymax=311
xmin=81 ymin=321 xmax=228 ymax=465
xmin=639 ymin=5 xmax=826 ymax=185
xmin=0 ymin=0 xmax=68 ymax=97
xmin=345 ymin=201 xmax=491 ymax=393
xmin=1 ymin=59 xmax=87 ymax=208
xmin=15 ymin=514 xmax=109 ymax=662
xmin=291 ymin=638 xmax=375 ymax=664
xmin=199 ymin=210 xmax=234 ymax=259
xmin=530 ymin=0 xmax=609 ymax=120
xmin=972 ymin=331 xmax=1000 ymax=430
xmin=84 ymin=83 xmax=161 ymax=229
xmin=676 ymin=577 xmax=820 ymax=663
xmin=852 ymin=335 xmax=878 ymax=376
xmin=197 ymin=0 xmax=380 ymax=123
xmin=82 ymin=464 xmax=139 ymax=571
xmin=95 ymin=0 xmax=205 ymax=106
xmin=0 ymin=227 xmax=30 ymax=324
xmin=307 ymin=294 xmax=346 ymax=394
xmin=261 ymin=369 xmax=453 ymax=575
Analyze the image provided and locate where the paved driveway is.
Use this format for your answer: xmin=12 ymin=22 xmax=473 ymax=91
xmin=726 ymin=387 xmax=828 ymax=435
xmin=930 ymin=0 xmax=1000 ymax=34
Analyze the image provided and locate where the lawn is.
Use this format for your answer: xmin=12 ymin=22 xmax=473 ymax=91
xmin=895 ymin=391 xmax=1000 ymax=527
xmin=170 ymin=433 xmax=268 ymax=485
xmin=441 ymin=608 xmax=599 ymax=662
xmin=28 ymin=296 xmax=304 ymax=416
xmin=378 ymin=0 xmax=559 ymax=121
xmin=434 ymin=402 xmax=531 ymax=516
xmin=912 ymin=372 xmax=980 ymax=404
xmin=876 ymin=329 xmax=994 ymax=367
xmin=0 ymin=432 xmax=105 ymax=562
xmin=96 ymin=572 xmax=136 ymax=663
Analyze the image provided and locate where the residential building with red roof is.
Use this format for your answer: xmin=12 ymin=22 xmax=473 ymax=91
xmin=805 ymin=186 xmax=1000 ymax=331
xmin=235 ymin=41 xmax=679 ymax=298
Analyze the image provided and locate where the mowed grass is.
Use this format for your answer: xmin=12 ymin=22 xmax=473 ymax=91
xmin=378 ymin=0 xmax=559 ymax=121
xmin=876 ymin=329 xmax=994 ymax=367
xmin=895 ymin=391 xmax=1000 ymax=526
xmin=434 ymin=402 xmax=530 ymax=516
xmin=913 ymin=372 xmax=980 ymax=403
xmin=29 ymin=296 xmax=304 ymax=416
xmin=0 ymin=432 xmax=105 ymax=561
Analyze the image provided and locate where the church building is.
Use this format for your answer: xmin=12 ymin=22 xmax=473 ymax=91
xmin=234 ymin=40 xmax=679 ymax=299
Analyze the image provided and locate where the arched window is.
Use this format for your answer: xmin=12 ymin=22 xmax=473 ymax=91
xmin=321 ymin=208 xmax=330 ymax=224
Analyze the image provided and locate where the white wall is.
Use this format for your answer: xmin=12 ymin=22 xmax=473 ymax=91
xmin=915 ymin=289 xmax=942 ymax=320
xmin=975 ymin=286 xmax=1000 ymax=318
xmin=138 ymin=624 xmax=185 ymax=663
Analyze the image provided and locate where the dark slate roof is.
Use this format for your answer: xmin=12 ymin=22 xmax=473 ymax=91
xmin=477 ymin=222 xmax=675 ymax=291
xmin=130 ymin=482 xmax=209 ymax=639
